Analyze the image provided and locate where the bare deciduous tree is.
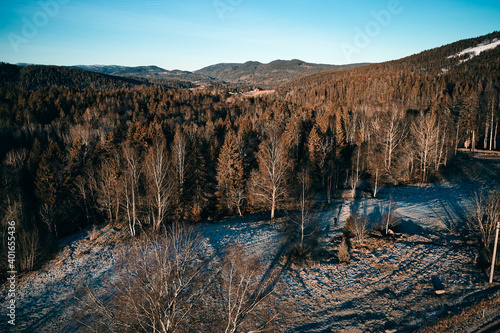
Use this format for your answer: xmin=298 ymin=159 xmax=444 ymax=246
xmin=122 ymin=144 xmax=141 ymax=236
xmin=250 ymin=125 xmax=291 ymax=219
xmin=380 ymin=109 xmax=405 ymax=172
xmin=76 ymin=228 xmax=284 ymax=333
xmin=468 ymin=188 xmax=500 ymax=254
xmin=172 ymin=128 xmax=187 ymax=199
xmin=296 ymin=169 xmax=312 ymax=246
xmin=349 ymin=145 xmax=361 ymax=198
xmin=412 ymin=112 xmax=438 ymax=182
xmin=344 ymin=212 xmax=369 ymax=242
xmin=218 ymin=244 xmax=281 ymax=333
xmin=145 ymin=138 xmax=173 ymax=231
xmin=76 ymin=225 xmax=213 ymax=333
xmin=96 ymin=159 xmax=118 ymax=223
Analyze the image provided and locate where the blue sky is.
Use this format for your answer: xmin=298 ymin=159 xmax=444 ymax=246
xmin=0 ymin=0 xmax=499 ymax=71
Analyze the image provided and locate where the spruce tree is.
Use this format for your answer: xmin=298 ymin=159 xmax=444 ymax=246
xmin=216 ymin=130 xmax=244 ymax=215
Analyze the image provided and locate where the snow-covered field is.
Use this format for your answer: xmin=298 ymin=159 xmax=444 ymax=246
xmin=1 ymin=150 xmax=499 ymax=332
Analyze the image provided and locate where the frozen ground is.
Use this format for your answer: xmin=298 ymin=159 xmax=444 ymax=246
xmin=1 ymin=150 xmax=499 ymax=332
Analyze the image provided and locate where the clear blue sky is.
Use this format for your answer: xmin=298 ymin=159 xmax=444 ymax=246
xmin=0 ymin=0 xmax=499 ymax=71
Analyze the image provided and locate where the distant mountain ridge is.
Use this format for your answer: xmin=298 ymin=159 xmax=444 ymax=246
xmin=72 ymin=65 xmax=218 ymax=86
xmin=71 ymin=60 xmax=369 ymax=88
xmin=194 ymin=59 xmax=369 ymax=87
xmin=0 ymin=63 xmax=147 ymax=90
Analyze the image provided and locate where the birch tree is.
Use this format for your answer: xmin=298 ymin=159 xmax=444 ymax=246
xmin=412 ymin=112 xmax=438 ymax=182
xmin=297 ymin=169 xmax=312 ymax=246
xmin=95 ymin=158 xmax=120 ymax=223
xmin=76 ymin=225 xmax=212 ymax=333
xmin=218 ymin=244 xmax=281 ymax=333
xmin=381 ymin=109 xmax=405 ymax=172
xmin=172 ymin=128 xmax=187 ymax=199
xmin=122 ymin=144 xmax=141 ymax=236
xmin=250 ymin=125 xmax=291 ymax=219
xmin=145 ymin=137 xmax=173 ymax=231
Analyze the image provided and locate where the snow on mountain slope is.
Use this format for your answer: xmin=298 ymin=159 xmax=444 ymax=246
xmin=448 ymin=38 xmax=500 ymax=62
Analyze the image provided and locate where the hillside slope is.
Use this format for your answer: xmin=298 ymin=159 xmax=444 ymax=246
xmin=0 ymin=63 xmax=146 ymax=90
xmin=281 ymin=31 xmax=500 ymax=96
xmin=72 ymin=65 xmax=217 ymax=86
xmin=195 ymin=59 xmax=369 ymax=87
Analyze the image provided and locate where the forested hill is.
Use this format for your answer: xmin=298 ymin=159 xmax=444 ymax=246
xmin=1 ymin=32 xmax=499 ymax=282
xmin=0 ymin=63 xmax=146 ymax=90
xmin=280 ymin=31 xmax=500 ymax=110
xmin=0 ymin=63 xmax=195 ymax=90
xmin=72 ymin=65 xmax=218 ymax=87
xmin=194 ymin=59 xmax=369 ymax=87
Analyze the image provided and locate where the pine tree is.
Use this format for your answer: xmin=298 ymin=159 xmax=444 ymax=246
xmin=186 ymin=136 xmax=208 ymax=221
xmin=216 ymin=130 xmax=245 ymax=216
xmin=307 ymin=125 xmax=321 ymax=175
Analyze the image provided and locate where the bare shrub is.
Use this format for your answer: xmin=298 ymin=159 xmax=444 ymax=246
xmin=337 ymin=237 xmax=350 ymax=264
xmin=88 ymin=225 xmax=100 ymax=241
xmin=288 ymin=243 xmax=314 ymax=266
xmin=344 ymin=213 xmax=369 ymax=242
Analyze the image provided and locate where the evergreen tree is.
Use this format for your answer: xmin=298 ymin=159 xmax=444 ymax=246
xmin=216 ymin=130 xmax=245 ymax=216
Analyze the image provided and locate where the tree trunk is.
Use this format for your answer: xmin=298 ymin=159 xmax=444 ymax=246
xmin=484 ymin=120 xmax=490 ymax=150
xmin=494 ymin=121 xmax=498 ymax=150
xmin=490 ymin=106 xmax=495 ymax=151
xmin=271 ymin=188 xmax=276 ymax=219
xmin=471 ymin=130 xmax=476 ymax=153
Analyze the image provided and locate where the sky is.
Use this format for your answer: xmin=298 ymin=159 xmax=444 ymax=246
xmin=0 ymin=0 xmax=499 ymax=71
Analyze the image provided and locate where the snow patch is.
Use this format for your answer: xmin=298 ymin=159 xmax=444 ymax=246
xmin=448 ymin=38 xmax=500 ymax=63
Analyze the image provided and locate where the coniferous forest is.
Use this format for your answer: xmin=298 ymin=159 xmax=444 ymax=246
xmin=1 ymin=31 xmax=500 ymax=284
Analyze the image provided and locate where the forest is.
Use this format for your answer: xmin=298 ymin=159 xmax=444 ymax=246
xmin=1 ymin=32 xmax=500 ymax=282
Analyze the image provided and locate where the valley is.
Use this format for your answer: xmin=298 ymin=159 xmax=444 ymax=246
xmin=1 ymin=31 xmax=500 ymax=332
